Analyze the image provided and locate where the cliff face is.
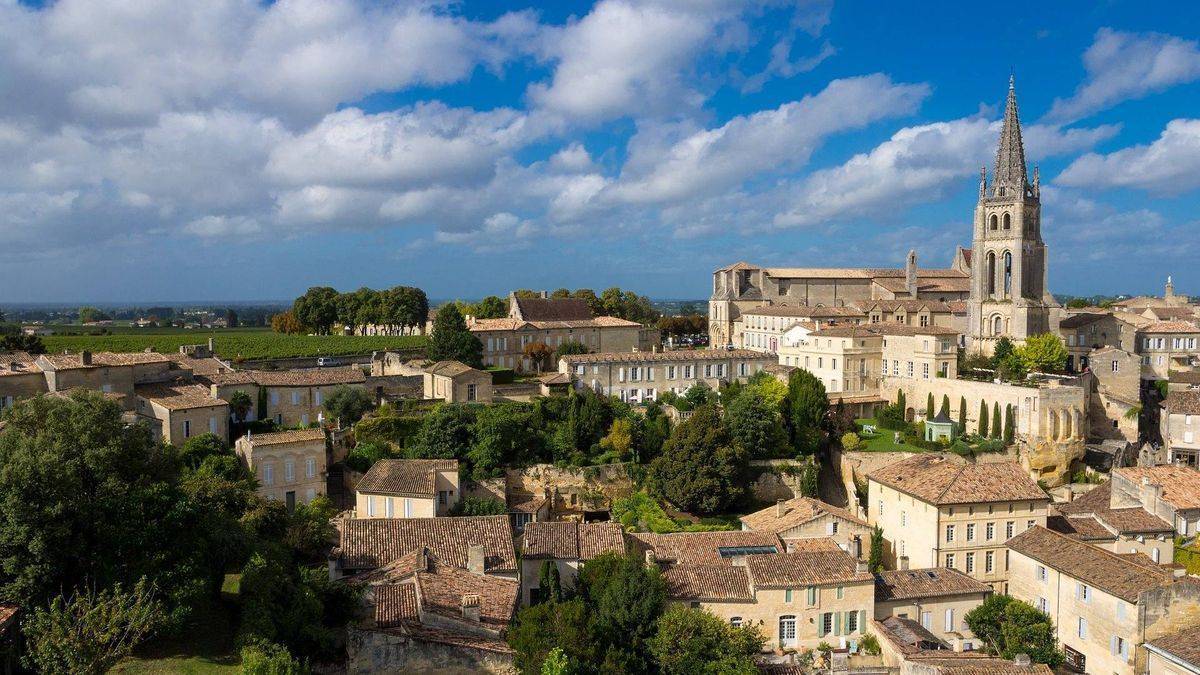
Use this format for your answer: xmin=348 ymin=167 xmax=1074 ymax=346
xmin=1022 ymin=438 xmax=1086 ymax=488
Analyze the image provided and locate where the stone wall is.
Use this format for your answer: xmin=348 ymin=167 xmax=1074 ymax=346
xmin=834 ymin=448 xmax=920 ymax=520
xmin=347 ymin=627 xmax=516 ymax=674
xmin=746 ymin=460 xmax=808 ymax=503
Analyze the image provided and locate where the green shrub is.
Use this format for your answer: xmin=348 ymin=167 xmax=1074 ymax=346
xmin=240 ymin=639 xmax=308 ymax=674
xmin=841 ymin=432 xmax=862 ymax=451
xmin=974 ymin=438 xmax=1006 ymax=454
xmin=858 ymin=633 xmax=881 ymax=656
xmin=353 ymin=414 xmax=424 ymax=448
xmin=344 ymin=442 xmax=395 ymax=473
xmin=877 ymin=404 xmax=907 ymax=430
xmin=487 ymin=367 xmax=516 ymax=385
xmin=451 ymin=496 xmax=507 ymax=516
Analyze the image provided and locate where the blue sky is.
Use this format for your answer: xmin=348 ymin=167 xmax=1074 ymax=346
xmin=1 ymin=0 xmax=1198 ymax=303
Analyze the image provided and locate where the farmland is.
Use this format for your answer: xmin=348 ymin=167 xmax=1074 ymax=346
xmin=42 ymin=329 xmax=428 ymax=360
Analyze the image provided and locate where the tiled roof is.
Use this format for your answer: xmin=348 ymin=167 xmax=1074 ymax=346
xmin=375 ymin=583 xmax=420 ymax=628
xmin=163 ymin=353 xmax=229 ymax=376
xmin=1059 ymin=312 xmax=1109 ymax=329
xmin=784 ymin=537 xmax=845 ymax=553
xmin=740 ymin=496 xmax=868 ymax=534
xmin=1169 ymin=371 xmax=1200 ymax=384
xmin=742 ymin=305 xmax=866 ymax=318
xmin=1055 ymin=482 xmax=1173 ymax=534
xmin=356 ymin=459 xmax=458 ymax=497
xmin=876 ymin=615 xmax=944 ymax=653
xmin=250 ymin=366 xmax=366 ymax=387
xmin=867 ymin=454 xmax=1046 ymax=505
xmin=663 ymin=565 xmax=753 ymax=601
xmin=560 ymin=349 xmax=772 ymax=364
xmin=1046 ymin=514 xmax=1115 ymax=542
xmin=1145 ymin=624 xmax=1200 ymax=668
xmin=205 ymin=371 xmax=258 ymax=386
xmin=512 ymin=297 xmax=594 ymax=322
xmin=874 ymin=567 xmax=992 ymax=602
xmin=470 ymin=316 xmax=640 ymax=332
xmin=424 ymin=361 xmax=482 ymax=377
xmin=630 ymin=530 xmax=782 ymax=565
xmin=1147 ymin=307 xmax=1197 ymax=320
xmin=745 ymin=550 xmax=872 ymax=588
xmin=872 ymin=276 xmax=972 ymax=293
xmin=506 ymin=492 xmax=548 ymax=514
xmin=521 ymin=521 xmax=626 ymax=560
xmin=135 ymin=382 xmax=227 ymax=410
xmin=858 ymin=299 xmax=954 ymax=313
xmin=244 ymin=428 xmax=326 ymax=446
xmin=912 ymin=658 xmax=1053 ymax=674
xmin=810 ymin=324 xmax=959 ymax=338
xmin=337 ymin=515 xmax=517 ymax=573
xmin=0 ymin=354 xmax=41 ymax=377
xmin=412 ymin=556 xmax=518 ymax=630
xmin=1140 ymin=321 xmax=1199 ymax=334
xmin=1167 ymin=389 xmax=1200 ymax=416
xmin=1006 ymin=526 xmax=1175 ymax=603
xmin=1114 ymin=465 xmax=1200 ymax=510
xmin=37 ymin=351 xmax=169 ymax=370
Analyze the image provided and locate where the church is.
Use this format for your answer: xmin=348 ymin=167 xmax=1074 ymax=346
xmin=708 ymin=77 xmax=1057 ymax=355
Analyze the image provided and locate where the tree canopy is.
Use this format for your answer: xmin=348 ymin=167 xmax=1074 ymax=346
xmin=649 ymin=405 xmax=747 ymax=514
xmin=1016 ymin=333 xmax=1069 ymax=374
xmin=428 ymin=303 xmax=484 ymax=367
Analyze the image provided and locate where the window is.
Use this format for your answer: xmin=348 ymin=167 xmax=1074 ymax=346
xmin=403 ymin=498 xmax=413 ymax=518
xmin=821 ymin=613 xmax=834 ymax=636
xmin=306 ymin=457 xmax=316 ymax=478
xmin=945 ymin=525 xmax=955 ymax=542
xmin=667 ymin=366 xmax=676 ymax=379
xmin=965 ymin=552 xmax=975 ymax=574
xmin=284 ymin=461 xmax=294 ymax=482
xmin=878 ymin=500 xmax=884 ymax=516
xmin=945 ymin=554 xmax=955 ymax=569
xmin=985 ymin=551 xmax=994 ymax=573
xmin=1077 ymin=583 xmax=1090 ymax=603
xmin=836 ymin=586 xmax=844 ymax=600
xmin=846 ymin=611 xmax=859 ymax=633
xmin=784 ymin=589 xmax=793 ymax=603
xmin=183 ymin=420 xmax=191 ymax=438
xmin=438 ymin=490 xmax=449 ymax=506
xmin=467 ymin=383 xmax=477 ymax=401
xmin=778 ymin=616 xmax=797 ymax=646
xmin=901 ymin=511 xmax=907 ymax=527
xmin=264 ymin=464 xmax=274 ymax=486
xmin=730 ymin=617 xmax=742 ymax=628
xmin=291 ymin=391 xmax=300 ymax=405
xmin=1036 ymin=565 xmax=1047 ymax=582
xmin=806 ymin=586 xmax=817 ymax=606
xmin=923 ymin=363 xmax=929 ymax=379
xmin=1112 ymin=360 xmax=1119 ymax=373
xmin=921 ymin=612 xmax=932 ymax=630
xmin=944 ymin=609 xmax=954 ymax=632
xmin=315 ymin=390 xmax=323 ymax=405
xmin=906 ymin=361 xmax=913 ymax=377
xmin=1112 ymin=636 xmax=1128 ymax=660
xmin=1037 ymin=597 xmax=1048 ymax=612
xmin=1006 ymin=521 xmax=1015 ymax=539
xmin=209 ymin=417 xmax=217 ymax=434
xmin=1077 ymin=617 xmax=1087 ymax=639
xmin=366 ymin=494 xmax=374 ymax=516
xmin=1027 ymin=519 xmax=1036 ymax=530
xmin=704 ymin=365 xmax=712 ymax=378
xmin=385 ymin=498 xmax=394 ymax=518
xmin=986 ymin=522 xmax=995 ymax=540
xmin=966 ymin=524 xmax=975 ymax=541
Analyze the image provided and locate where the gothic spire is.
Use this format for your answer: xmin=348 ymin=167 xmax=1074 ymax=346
xmin=992 ymin=75 xmax=1029 ymax=197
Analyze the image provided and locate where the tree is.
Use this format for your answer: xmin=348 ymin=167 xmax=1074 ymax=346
xmin=411 ymin=404 xmax=477 ymax=460
xmin=576 ymin=553 xmax=667 ymax=672
xmin=270 ymin=310 xmax=304 ymax=335
xmin=179 ymin=433 xmax=231 ymax=471
xmin=554 ymin=340 xmax=590 ymax=361
xmin=965 ymin=595 xmax=1062 ymax=667
xmin=683 ymin=382 xmax=717 ymax=410
xmin=978 ymin=400 xmax=989 ymax=436
xmin=726 ymin=389 xmax=788 ymax=459
xmin=469 ymin=403 xmax=537 ymax=479
xmin=78 ymin=306 xmax=110 ymax=323
xmin=926 ymin=392 xmax=935 ymax=417
xmin=799 ymin=460 xmax=819 ymax=498
xmin=940 ymin=394 xmax=950 ymax=419
xmin=992 ymin=402 xmax=1002 ymax=439
xmin=963 ymin=594 xmax=1010 ymax=654
xmin=841 ymin=432 xmax=862 ymax=452
xmin=896 ymin=389 xmax=906 ymax=411
xmin=450 ymin=495 xmax=507 ymax=516
xmin=992 ymin=336 xmax=1015 ymax=367
xmin=292 ymin=286 xmax=340 ymax=334
xmin=650 ymin=406 xmax=747 ymax=514
xmin=649 ymin=606 xmax=763 ymax=675
xmin=524 ymin=341 xmax=554 ymax=373
xmin=1004 ymin=405 xmax=1015 ymax=444
xmin=22 ymin=578 xmax=164 ymax=675
xmin=868 ymin=526 xmax=884 ymax=573
xmin=541 ymin=647 xmax=575 ymax=675
xmin=539 ymin=560 xmax=563 ymax=603
xmin=958 ymin=396 xmax=967 ymax=431
xmin=787 ymin=370 xmax=828 ymax=454
xmin=225 ymin=308 xmax=239 ymax=328
xmin=1016 ymin=333 xmax=1069 ymax=374
xmin=471 ymin=295 xmax=508 ymax=319
xmin=240 ymin=640 xmax=306 ymax=674
xmin=322 ymin=385 xmax=374 ymax=426
xmin=0 ymin=333 xmax=46 ymax=354
xmin=598 ymin=418 xmax=634 ymax=462
xmin=229 ymin=389 xmax=253 ymax=424
xmin=428 ymin=303 xmax=484 ymax=368
xmin=509 ymin=599 xmax=595 ymax=674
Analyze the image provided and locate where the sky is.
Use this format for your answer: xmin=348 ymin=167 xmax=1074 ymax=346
xmin=1 ymin=0 xmax=1199 ymax=303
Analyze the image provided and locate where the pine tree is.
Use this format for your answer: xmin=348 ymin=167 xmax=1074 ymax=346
xmin=1004 ymin=405 xmax=1015 ymax=444
xmin=979 ymin=400 xmax=989 ymax=437
xmin=992 ymin=402 xmax=1002 ymax=439
xmin=958 ymin=396 xmax=967 ymax=431
xmin=940 ymin=394 xmax=950 ymax=418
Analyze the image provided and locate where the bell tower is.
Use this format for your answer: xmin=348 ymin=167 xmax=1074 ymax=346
xmin=967 ymin=76 xmax=1054 ymax=352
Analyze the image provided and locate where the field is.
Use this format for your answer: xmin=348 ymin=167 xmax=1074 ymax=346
xmin=42 ymin=329 xmax=428 ymax=360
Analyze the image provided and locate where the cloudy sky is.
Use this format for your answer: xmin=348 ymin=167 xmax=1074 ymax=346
xmin=2 ymin=0 xmax=1199 ymax=302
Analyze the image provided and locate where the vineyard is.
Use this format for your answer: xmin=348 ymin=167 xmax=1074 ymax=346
xmin=42 ymin=329 xmax=428 ymax=361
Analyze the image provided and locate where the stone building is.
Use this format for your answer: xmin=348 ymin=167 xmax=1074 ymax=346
xmin=1143 ymin=624 xmax=1200 ymax=674
xmin=1048 ymin=481 xmax=1175 ymax=564
xmin=739 ymin=496 xmax=872 ymax=558
xmin=206 ymin=366 xmax=366 ymax=427
xmin=134 ymin=381 xmax=229 ymax=445
xmin=867 ymin=454 xmax=1049 ymax=592
xmin=422 ymin=361 xmax=492 ymax=403
xmin=1138 ymin=321 xmax=1200 ymax=380
xmin=1111 ymin=465 xmax=1200 ymax=538
xmin=1164 ymin=390 xmax=1200 ymax=468
xmin=518 ymin=521 xmax=627 ymax=605
xmin=557 ymin=349 xmax=776 ymax=403
xmin=739 ymin=305 xmax=860 ymax=353
xmin=873 ymin=567 xmax=992 ymax=647
xmin=1007 ymin=525 xmax=1200 ymax=675
xmin=354 ymin=459 xmax=460 ymax=519
xmin=234 ymin=428 xmax=327 ymax=509
xmin=872 ymin=615 xmax=1053 ymax=674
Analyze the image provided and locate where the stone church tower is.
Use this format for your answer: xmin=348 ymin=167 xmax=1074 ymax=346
xmin=967 ymin=77 xmax=1055 ymax=353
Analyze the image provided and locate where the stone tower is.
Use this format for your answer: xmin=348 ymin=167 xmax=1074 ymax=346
xmin=967 ymin=77 xmax=1054 ymax=353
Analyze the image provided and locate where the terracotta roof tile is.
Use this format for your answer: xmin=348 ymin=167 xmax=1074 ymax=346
xmin=37 ymin=351 xmax=169 ymax=370
xmin=1055 ymin=483 xmax=1173 ymax=534
xmin=746 ymin=550 xmax=872 ymax=588
xmin=375 ymin=583 xmax=419 ymax=628
xmin=250 ymin=366 xmax=366 ymax=387
xmin=522 ymin=522 xmax=626 ymax=560
xmin=742 ymin=305 xmax=866 ymax=318
xmin=1006 ymin=526 xmax=1176 ymax=603
xmin=1167 ymin=389 xmax=1200 ymax=416
xmin=1146 ymin=624 xmax=1200 ymax=668
xmin=561 ymin=349 xmax=773 ymax=365
xmin=512 ymin=297 xmax=593 ymax=322
xmin=630 ymin=530 xmax=782 ymax=565
xmin=470 ymin=316 xmax=640 ymax=332
xmin=663 ymin=565 xmax=753 ymax=601
xmin=868 ymin=455 xmax=1046 ymax=505
xmin=1046 ymin=514 xmax=1115 ymax=542
xmin=1140 ymin=320 xmax=1199 ymax=334
xmin=875 ymin=567 xmax=991 ymax=602
xmin=356 ymin=459 xmax=457 ymax=498
xmin=244 ymin=428 xmax=326 ymax=446
xmin=338 ymin=515 xmax=516 ymax=573
xmin=424 ymin=361 xmax=482 ymax=377
xmin=740 ymin=497 xmax=867 ymax=534
xmin=135 ymin=382 xmax=226 ymax=410
xmin=1114 ymin=465 xmax=1200 ymax=510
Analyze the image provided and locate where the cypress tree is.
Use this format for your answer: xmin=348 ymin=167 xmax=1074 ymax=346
xmin=992 ymin=402 xmax=1002 ymax=439
xmin=927 ymin=392 xmax=935 ymax=418
xmin=958 ymin=396 xmax=967 ymax=431
xmin=979 ymin=400 xmax=989 ymax=437
xmin=940 ymin=394 xmax=950 ymax=418
xmin=1004 ymin=405 xmax=1015 ymax=444
xmin=897 ymin=390 xmax=906 ymax=410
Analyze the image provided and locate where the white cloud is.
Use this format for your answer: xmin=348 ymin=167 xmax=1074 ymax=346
xmin=775 ymin=117 xmax=1119 ymax=228
xmin=1055 ymin=119 xmax=1200 ymax=195
xmin=184 ymin=214 xmax=262 ymax=237
xmin=1047 ymin=28 xmax=1200 ymax=122
xmin=434 ymin=212 xmax=539 ymax=252
xmin=610 ymin=74 xmax=930 ymax=205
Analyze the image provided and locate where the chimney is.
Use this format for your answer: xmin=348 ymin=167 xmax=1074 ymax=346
xmin=207 ymin=337 xmax=215 ymax=354
xmin=1013 ymin=654 xmax=1031 ymax=667
xmin=906 ymin=250 xmax=918 ymax=298
xmin=644 ymin=550 xmax=657 ymax=568
xmin=899 ymin=555 xmax=910 ymax=570
xmin=461 ymin=594 xmax=481 ymax=622
xmin=80 ymin=350 xmax=92 ymax=366
xmin=467 ymin=544 xmax=485 ymax=575
xmin=776 ymin=499 xmax=788 ymax=517
xmin=420 ymin=546 xmax=431 ymax=572
xmin=855 ymin=559 xmax=868 ymax=575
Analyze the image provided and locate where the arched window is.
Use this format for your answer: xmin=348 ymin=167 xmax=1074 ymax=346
xmin=990 ymin=214 xmax=998 ymax=230
xmin=1003 ymin=252 xmax=1012 ymax=297
xmin=999 ymin=186 xmax=1007 ymax=196
xmin=1003 ymin=213 xmax=1011 ymax=229
xmin=986 ymin=252 xmax=996 ymax=296
xmin=992 ymin=316 xmax=1003 ymax=336
xmin=779 ymin=615 xmax=797 ymax=647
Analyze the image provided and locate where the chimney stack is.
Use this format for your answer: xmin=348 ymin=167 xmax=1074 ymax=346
xmin=467 ymin=544 xmax=485 ymax=575
xmin=644 ymin=550 xmax=657 ymax=568
xmin=80 ymin=350 xmax=92 ymax=366
xmin=1013 ymin=654 xmax=1031 ymax=667
xmin=855 ymin=559 xmax=868 ymax=575
xmin=906 ymin=250 xmax=918 ymax=298
xmin=461 ymin=594 xmax=481 ymax=622
xmin=776 ymin=499 xmax=788 ymax=517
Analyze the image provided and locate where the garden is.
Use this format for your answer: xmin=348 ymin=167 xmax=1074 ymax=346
xmin=41 ymin=329 xmax=428 ymax=360
xmin=841 ymin=390 xmax=1013 ymax=459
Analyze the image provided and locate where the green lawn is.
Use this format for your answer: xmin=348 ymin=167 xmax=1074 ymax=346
xmin=851 ymin=418 xmax=927 ymax=453
xmin=109 ymin=600 xmax=240 ymax=674
xmin=43 ymin=330 xmax=427 ymax=360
